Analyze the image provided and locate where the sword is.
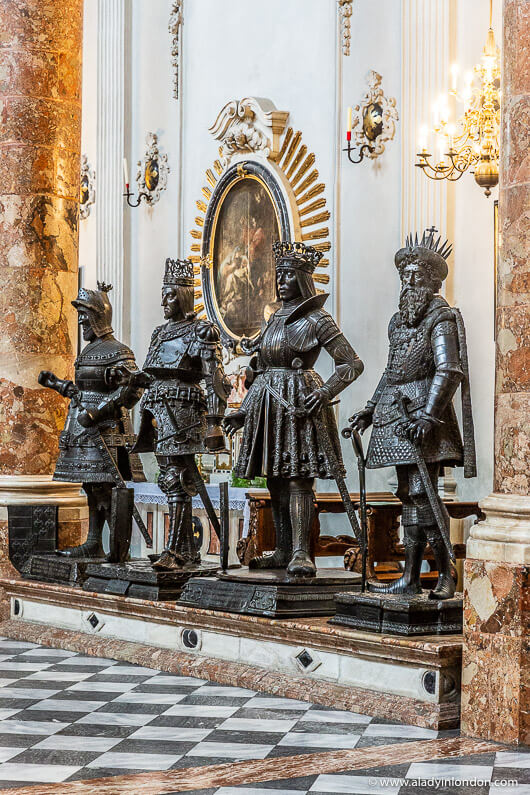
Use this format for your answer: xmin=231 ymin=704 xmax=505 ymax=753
xmin=291 ymin=359 xmax=363 ymax=548
xmin=71 ymin=392 xmax=153 ymax=547
xmin=342 ymin=426 xmax=368 ymax=591
xmin=219 ymin=481 xmax=230 ymax=571
xmin=395 ymin=394 xmax=455 ymax=563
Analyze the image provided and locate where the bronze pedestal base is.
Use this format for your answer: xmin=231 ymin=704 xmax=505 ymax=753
xmin=330 ymin=591 xmax=463 ymax=636
xmin=83 ymin=559 xmax=219 ymax=601
xmin=23 ymin=554 xmax=102 ymax=587
xmin=179 ymin=567 xmax=362 ymax=618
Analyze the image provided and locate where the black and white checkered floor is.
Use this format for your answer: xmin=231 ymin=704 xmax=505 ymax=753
xmin=0 ymin=638 xmax=526 ymax=793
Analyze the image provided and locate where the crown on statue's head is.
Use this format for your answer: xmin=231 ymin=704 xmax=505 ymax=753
xmin=163 ymin=257 xmax=194 ymax=286
xmin=272 ymin=240 xmax=323 ymax=273
xmin=395 ymin=226 xmax=452 ymax=283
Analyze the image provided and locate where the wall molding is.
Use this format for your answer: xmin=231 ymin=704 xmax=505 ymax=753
xmin=168 ymin=1 xmax=183 ymax=100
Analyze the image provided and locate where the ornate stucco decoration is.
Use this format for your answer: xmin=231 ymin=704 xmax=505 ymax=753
xmin=136 ymin=132 xmax=170 ymax=205
xmin=79 ymin=154 xmax=95 ymax=220
xmin=338 ymin=0 xmax=353 ymax=56
xmin=350 ymin=70 xmax=399 ymax=159
xmin=168 ymin=1 xmax=183 ymax=100
xmin=209 ymin=97 xmax=290 ymax=166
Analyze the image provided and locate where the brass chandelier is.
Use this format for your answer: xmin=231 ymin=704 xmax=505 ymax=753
xmin=416 ymin=0 xmax=501 ymax=197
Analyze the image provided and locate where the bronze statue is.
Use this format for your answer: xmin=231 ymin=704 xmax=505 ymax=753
xmin=224 ymin=241 xmax=364 ymax=578
xmin=349 ymin=229 xmax=476 ymax=600
xmin=38 ymin=283 xmax=146 ymax=562
xmin=134 ymin=258 xmax=230 ymax=571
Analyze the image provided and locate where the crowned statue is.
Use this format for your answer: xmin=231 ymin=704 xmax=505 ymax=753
xmin=134 ymin=257 xmax=231 ymax=571
xmin=349 ymin=228 xmax=476 ymax=600
xmin=39 ymin=283 xmax=146 ymax=563
xmin=224 ymin=241 xmax=364 ymax=579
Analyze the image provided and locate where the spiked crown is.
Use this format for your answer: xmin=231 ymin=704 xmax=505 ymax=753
xmin=395 ymin=227 xmax=452 ymax=283
xmin=163 ymin=257 xmax=194 ymax=287
xmin=273 ymin=240 xmax=323 ymax=274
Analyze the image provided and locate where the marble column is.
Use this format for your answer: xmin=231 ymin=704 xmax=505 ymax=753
xmin=462 ymin=0 xmax=530 ymax=746
xmin=0 ymin=0 xmax=87 ymax=591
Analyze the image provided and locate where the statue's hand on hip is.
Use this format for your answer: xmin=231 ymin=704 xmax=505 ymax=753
xmin=406 ymin=416 xmax=436 ymax=445
xmin=223 ymin=411 xmax=246 ymax=437
xmin=304 ymin=388 xmax=329 ymax=416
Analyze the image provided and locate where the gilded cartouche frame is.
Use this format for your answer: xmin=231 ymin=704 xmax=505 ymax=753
xmin=200 ymin=160 xmax=291 ymax=349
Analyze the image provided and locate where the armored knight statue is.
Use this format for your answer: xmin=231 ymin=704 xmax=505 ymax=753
xmin=134 ymin=258 xmax=230 ymax=571
xmin=38 ymin=283 xmax=145 ymax=562
xmin=349 ymin=229 xmax=476 ymax=600
xmin=224 ymin=241 xmax=364 ymax=578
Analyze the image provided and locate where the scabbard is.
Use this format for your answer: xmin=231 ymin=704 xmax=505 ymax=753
xmin=412 ymin=445 xmax=455 ymax=563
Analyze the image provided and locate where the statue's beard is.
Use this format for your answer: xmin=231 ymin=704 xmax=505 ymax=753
xmin=399 ymin=286 xmax=433 ymax=326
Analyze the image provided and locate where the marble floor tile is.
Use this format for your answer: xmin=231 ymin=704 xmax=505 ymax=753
xmin=66 ymin=680 xmax=139 ymax=692
xmin=0 ymin=641 xmax=38 ymax=649
xmin=87 ymin=751 xmax=182 ymax=770
xmin=364 ymin=724 xmax=438 ymax=739
xmin=0 ymin=709 xmax=21 ymax=720
xmin=0 ymin=719 xmax=70 ymax=735
xmin=25 ymin=698 xmax=106 ymax=712
xmin=489 ymin=786 xmax=530 ymax=795
xmin=495 ymin=752 xmax=530 ymax=768
xmin=310 ymin=773 xmax=402 ymax=793
xmin=163 ymin=705 xmax=239 ymax=718
xmin=18 ymin=648 xmax=78 ymax=658
xmin=142 ymin=676 xmax=208 ymax=686
xmin=0 ymin=688 xmax=60 ymax=700
xmin=0 ymin=663 xmax=53 ymax=671
xmin=0 ymin=679 xmax=19 ymax=688
xmin=217 ymin=718 xmax=298 ymax=733
xmin=98 ymin=665 xmax=161 ymax=676
xmin=56 ymin=657 xmax=118 ymax=666
xmin=130 ymin=726 xmax=213 ymax=742
xmin=217 ymin=788 xmax=308 ymax=794
xmin=299 ymin=710 xmax=372 ymax=725
xmin=247 ymin=698 xmax=312 ymax=711
xmin=193 ymin=686 xmax=257 ymax=698
xmin=406 ymin=762 xmax=493 ymax=780
xmin=33 ymin=734 xmax=122 ymax=752
xmin=113 ymin=691 xmax=187 ymax=705
xmin=0 ymin=747 xmax=26 ymax=763
xmin=186 ymin=741 xmax=275 ymax=759
xmin=22 ymin=671 xmax=94 ymax=682
xmin=75 ymin=711 xmax=156 ymax=727
xmin=0 ymin=762 xmax=82 ymax=781
xmin=279 ymin=733 xmax=361 ymax=749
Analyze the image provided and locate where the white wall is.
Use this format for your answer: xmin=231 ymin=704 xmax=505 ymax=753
xmin=78 ymin=0 xmax=499 ymax=503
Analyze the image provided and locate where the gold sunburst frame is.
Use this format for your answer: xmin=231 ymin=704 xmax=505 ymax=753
xmin=189 ymin=98 xmax=331 ymax=347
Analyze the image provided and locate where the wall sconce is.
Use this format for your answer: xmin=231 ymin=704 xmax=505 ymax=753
xmin=123 ymin=132 xmax=170 ymax=208
xmin=344 ymin=71 xmax=398 ymax=164
xmin=79 ymin=155 xmax=95 ymax=219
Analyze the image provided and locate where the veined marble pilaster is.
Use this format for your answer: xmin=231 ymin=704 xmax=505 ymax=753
xmin=96 ymin=0 xmax=125 ymax=338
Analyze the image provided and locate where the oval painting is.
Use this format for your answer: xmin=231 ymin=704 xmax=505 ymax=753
xmin=212 ymin=177 xmax=279 ymax=338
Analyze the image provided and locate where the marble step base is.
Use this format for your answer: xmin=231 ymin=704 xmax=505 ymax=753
xmin=180 ymin=567 xmax=362 ymax=618
xmin=330 ymin=591 xmax=463 ymax=636
xmin=0 ymin=576 xmax=463 ymax=729
xmin=22 ymin=553 xmax=103 ymax=587
xmin=83 ymin=559 xmax=219 ymax=601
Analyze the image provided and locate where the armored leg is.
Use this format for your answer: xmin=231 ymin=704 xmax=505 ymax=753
xmin=154 ymin=456 xmax=200 ymax=570
xmin=57 ymin=482 xmax=108 ymax=558
xmin=106 ymin=486 xmax=133 ymax=564
xmin=286 ymin=478 xmax=316 ymax=578
xmin=370 ymin=465 xmax=426 ymax=595
xmin=406 ymin=463 xmax=457 ymax=598
xmin=249 ymin=477 xmax=292 ymax=569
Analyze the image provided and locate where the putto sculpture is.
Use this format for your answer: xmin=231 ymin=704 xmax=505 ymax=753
xmin=349 ymin=228 xmax=476 ymax=600
xmin=39 ymin=283 xmax=146 ymax=563
xmin=134 ymin=257 xmax=230 ymax=570
xmin=224 ymin=240 xmax=364 ymax=578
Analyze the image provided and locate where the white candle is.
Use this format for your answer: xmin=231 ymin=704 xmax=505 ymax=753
xmin=450 ymin=63 xmax=459 ymax=91
xmin=122 ymin=157 xmax=129 ymax=187
xmin=347 ymin=106 xmax=352 ymax=134
xmin=419 ymin=125 xmax=428 ymax=151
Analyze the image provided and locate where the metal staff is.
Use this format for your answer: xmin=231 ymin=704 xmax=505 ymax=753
xmin=395 ymin=394 xmax=455 ymax=563
xmin=342 ymin=425 xmax=368 ymax=591
xmin=219 ymin=481 xmax=230 ymax=572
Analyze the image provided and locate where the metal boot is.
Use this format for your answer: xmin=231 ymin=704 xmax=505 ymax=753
xmin=424 ymin=526 xmax=456 ymax=600
xmin=286 ymin=489 xmax=316 ymax=578
xmin=250 ymin=488 xmax=292 ymax=569
xmin=154 ymin=497 xmax=186 ymax=570
xmin=369 ymin=525 xmax=426 ymax=595
xmin=58 ymin=484 xmax=106 ymax=558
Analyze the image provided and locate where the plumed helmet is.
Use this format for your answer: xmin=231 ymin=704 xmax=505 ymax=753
xmin=72 ymin=281 xmax=113 ymax=337
xmin=395 ymin=227 xmax=453 ymax=286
